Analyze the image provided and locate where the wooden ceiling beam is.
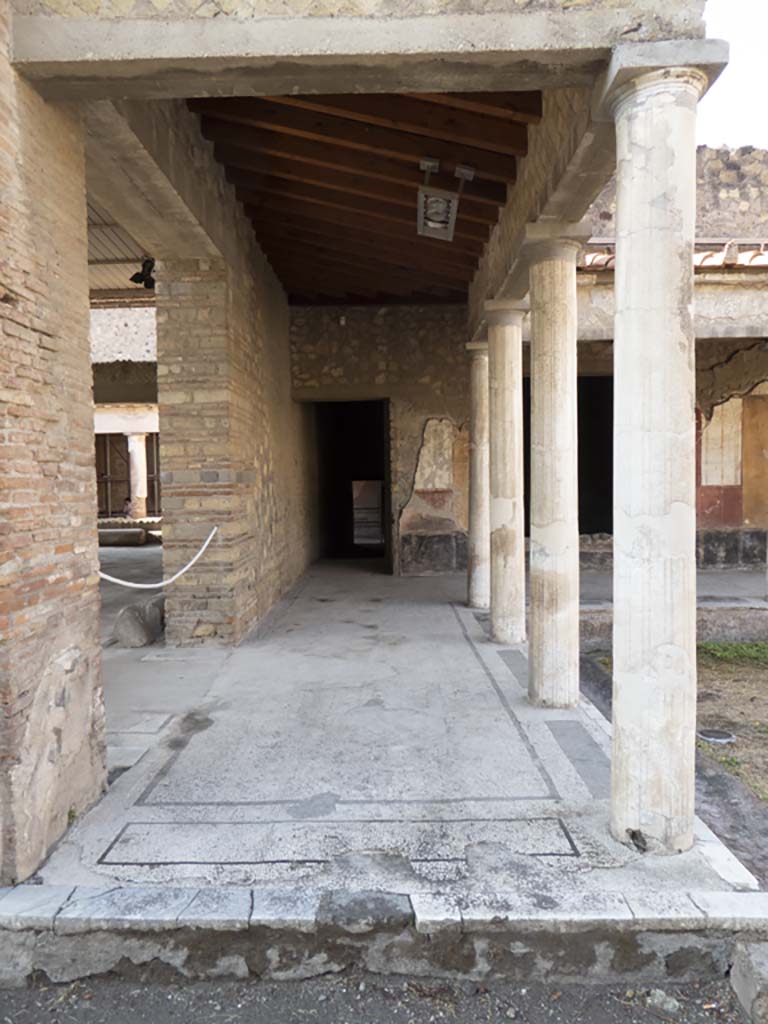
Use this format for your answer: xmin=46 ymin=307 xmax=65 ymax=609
xmin=271 ymin=266 xmax=466 ymax=301
xmin=260 ymin=241 xmax=473 ymax=287
xmin=264 ymin=94 xmax=528 ymax=156
xmin=273 ymin=265 xmax=438 ymax=299
xmin=237 ymin=183 xmax=490 ymax=243
xmin=217 ymin=147 xmax=500 ymax=225
xmin=245 ymin=201 xmax=485 ymax=256
xmin=190 ymin=99 xmax=518 ymax=182
xmin=289 ymin=292 xmax=465 ymax=307
xmin=199 ymin=117 xmax=511 ymax=200
xmin=408 ymin=91 xmax=543 ymax=124
xmin=254 ymin=225 xmax=477 ymax=276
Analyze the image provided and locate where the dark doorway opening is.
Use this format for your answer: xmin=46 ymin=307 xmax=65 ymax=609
xmin=315 ymin=400 xmax=391 ymax=567
xmin=522 ymin=376 xmax=613 ymax=536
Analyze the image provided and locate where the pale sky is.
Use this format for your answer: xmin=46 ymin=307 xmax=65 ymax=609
xmin=698 ymin=0 xmax=768 ymax=148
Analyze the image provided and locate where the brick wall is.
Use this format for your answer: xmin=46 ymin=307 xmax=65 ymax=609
xmin=0 ymin=8 xmax=105 ymax=882
xmin=290 ymin=304 xmax=468 ymax=574
xmin=469 ymin=88 xmax=594 ymax=335
xmin=158 ymin=254 xmax=318 ymax=644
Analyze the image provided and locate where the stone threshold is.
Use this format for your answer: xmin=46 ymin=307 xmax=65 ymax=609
xmin=1 ymin=884 xmax=767 ymax=987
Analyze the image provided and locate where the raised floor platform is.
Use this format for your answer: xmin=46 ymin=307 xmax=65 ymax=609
xmin=5 ymin=562 xmax=762 ymax=987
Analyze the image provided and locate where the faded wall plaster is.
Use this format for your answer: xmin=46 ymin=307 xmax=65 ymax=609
xmin=696 ymin=339 xmax=768 ymax=420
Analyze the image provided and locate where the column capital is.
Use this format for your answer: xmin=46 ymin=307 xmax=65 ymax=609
xmin=524 ymin=221 xmax=591 ymax=263
xmin=592 ymin=38 xmax=728 ymax=121
xmin=484 ymin=299 xmax=528 ymax=327
xmin=466 ymin=340 xmax=488 ymax=354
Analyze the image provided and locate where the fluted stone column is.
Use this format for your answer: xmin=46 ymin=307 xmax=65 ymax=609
xmin=609 ymin=68 xmax=707 ymax=854
xmin=126 ymin=432 xmax=149 ymax=519
xmin=486 ymin=302 xmax=526 ymax=645
xmin=528 ymin=240 xmax=581 ymax=708
xmin=467 ymin=341 xmax=491 ymax=609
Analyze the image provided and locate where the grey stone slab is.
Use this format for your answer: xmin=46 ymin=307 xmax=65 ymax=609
xmin=177 ymin=886 xmax=251 ymax=930
xmin=0 ymin=885 xmax=75 ymax=931
xmin=250 ymin=889 xmax=318 ymax=932
xmin=499 ymin=649 xmax=529 ymax=685
xmin=690 ymin=891 xmax=768 ymax=929
xmin=55 ymin=885 xmax=197 ymax=933
xmin=624 ymin=893 xmax=706 ymax=928
xmin=547 ymin=720 xmax=610 ymax=798
xmin=411 ymin=892 xmax=462 ymax=933
xmin=100 ymin=818 xmax=575 ymax=866
xmin=316 ymin=891 xmax=413 ymax=934
xmin=460 ymin=891 xmax=633 ymax=930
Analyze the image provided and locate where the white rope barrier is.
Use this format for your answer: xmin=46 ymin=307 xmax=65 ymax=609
xmin=98 ymin=526 xmax=218 ymax=590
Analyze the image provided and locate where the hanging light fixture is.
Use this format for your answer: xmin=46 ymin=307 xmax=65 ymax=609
xmin=417 ymin=160 xmax=475 ymax=243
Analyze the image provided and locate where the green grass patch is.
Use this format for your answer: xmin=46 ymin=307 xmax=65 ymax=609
xmin=697 ymin=642 xmax=768 ymax=666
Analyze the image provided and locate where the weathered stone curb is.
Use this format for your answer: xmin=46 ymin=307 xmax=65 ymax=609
xmin=732 ymin=942 xmax=768 ymax=1023
xmin=0 ymin=885 xmax=767 ymax=988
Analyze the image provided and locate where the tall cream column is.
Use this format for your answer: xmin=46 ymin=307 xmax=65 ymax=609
xmin=528 ymin=239 xmax=581 ymax=708
xmin=486 ymin=302 xmax=526 ymax=645
xmin=466 ymin=341 xmax=491 ymax=608
xmin=126 ymin=432 xmax=149 ymax=519
xmin=609 ymin=68 xmax=707 ymax=854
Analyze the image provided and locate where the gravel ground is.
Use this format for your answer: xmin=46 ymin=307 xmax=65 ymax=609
xmin=0 ymin=975 xmax=747 ymax=1024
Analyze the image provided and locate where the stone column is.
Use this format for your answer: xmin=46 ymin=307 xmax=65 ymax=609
xmin=466 ymin=341 xmax=490 ymax=609
xmin=528 ymin=239 xmax=581 ymax=708
xmin=609 ymin=68 xmax=707 ymax=854
xmin=486 ymin=302 xmax=526 ymax=645
xmin=126 ymin=432 xmax=149 ymax=519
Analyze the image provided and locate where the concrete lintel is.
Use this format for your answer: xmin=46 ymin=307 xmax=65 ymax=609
xmin=10 ymin=10 xmax=634 ymax=98
xmin=524 ymin=221 xmax=593 ymax=247
xmin=592 ymin=38 xmax=729 ymax=120
xmin=485 ymin=298 xmax=529 ymax=327
xmin=94 ymin=403 xmax=159 ymax=435
xmin=485 ymin=298 xmax=530 ymax=313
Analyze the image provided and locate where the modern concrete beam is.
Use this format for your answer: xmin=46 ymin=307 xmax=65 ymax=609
xmin=9 ymin=8 xmax=701 ymax=100
xmin=85 ymin=100 xmax=219 ymax=261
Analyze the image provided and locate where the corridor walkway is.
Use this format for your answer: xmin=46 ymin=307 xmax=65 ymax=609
xmin=43 ymin=562 xmax=754 ymax=906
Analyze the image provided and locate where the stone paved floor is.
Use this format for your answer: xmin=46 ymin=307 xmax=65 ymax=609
xmin=42 ymin=560 xmax=756 ymax=902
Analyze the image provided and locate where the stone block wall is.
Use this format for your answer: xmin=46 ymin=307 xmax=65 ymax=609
xmin=291 ymin=304 xmax=468 ymax=574
xmin=591 ymin=146 xmax=768 ymax=239
xmin=0 ymin=8 xmax=105 ymax=883
xmin=158 ymin=254 xmax=318 ymax=644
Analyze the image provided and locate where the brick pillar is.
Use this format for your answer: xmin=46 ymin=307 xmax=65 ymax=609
xmin=156 ymin=259 xmax=248 ymax=644
xmin=0 ymin=12 xmax=105 ymax=882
